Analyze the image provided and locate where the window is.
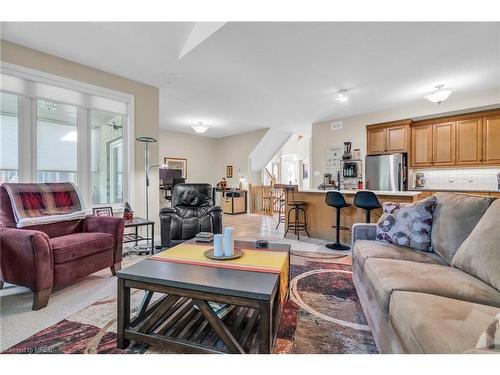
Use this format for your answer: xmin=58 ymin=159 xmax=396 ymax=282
xmin=0 ymin=66 xmax=132 ymax=209
xmin=91 ymin=110 xmax=124 ymax=204
xmin=0 ymin=92 xmax=19 ymax=183
xmin=36 ymin=100 xmax=78 ymax=184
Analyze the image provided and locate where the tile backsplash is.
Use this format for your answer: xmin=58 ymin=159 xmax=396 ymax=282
xmin=409 ymin=168 xmax=500 ymax=191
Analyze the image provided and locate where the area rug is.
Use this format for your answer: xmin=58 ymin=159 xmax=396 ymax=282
xmin=3 ymin=252 xmax=377 ymax=354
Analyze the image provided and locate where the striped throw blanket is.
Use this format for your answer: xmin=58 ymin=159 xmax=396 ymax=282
xmin=2 ymin=182 xmax=85 ymax=228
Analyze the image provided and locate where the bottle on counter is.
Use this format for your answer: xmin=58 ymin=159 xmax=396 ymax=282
xmin=357 ymin=179 xmax=363 ymax=190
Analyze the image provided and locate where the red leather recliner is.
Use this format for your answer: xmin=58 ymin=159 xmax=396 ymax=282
xmin=0 ymin=184 xmax=124 ymax=310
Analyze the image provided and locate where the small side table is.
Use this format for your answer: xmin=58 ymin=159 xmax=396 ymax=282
xmin=123 ymin=217 xmax=155 ymax=255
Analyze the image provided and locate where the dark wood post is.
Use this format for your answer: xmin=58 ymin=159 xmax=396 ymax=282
xmin=117 ymin=278 xmax=131 ymax=349
xmin=259 ymin=300 xmax=273 ymax=353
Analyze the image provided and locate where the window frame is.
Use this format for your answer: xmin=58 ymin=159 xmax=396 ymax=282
xmin=0 ymin=63 xmax=135 ymax=211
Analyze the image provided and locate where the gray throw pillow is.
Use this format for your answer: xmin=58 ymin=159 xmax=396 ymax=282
xmin=452 ymin=199 xmax=500 ymax=291
xmin=431 ymin=192 xmax=495 ymax=264
xmin=376 ymin=196 xmax=437 ymax=252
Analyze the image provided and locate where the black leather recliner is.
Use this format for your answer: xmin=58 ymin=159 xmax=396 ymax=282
xmin=160 ymin=183 xmax=222 ymax=248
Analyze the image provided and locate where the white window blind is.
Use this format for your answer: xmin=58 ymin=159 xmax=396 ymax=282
xmin=0 ymin=74 xmax=128 ymax=114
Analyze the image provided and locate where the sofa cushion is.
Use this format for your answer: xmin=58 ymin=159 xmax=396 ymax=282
xmin=364 ymin=258 xmax=500 ymax=316
xmin=353 ymin=239 xmax=447 ymax=274
xmin=452 ymin=199 xmax=500 ymax=291
xmin=431 ymin=192 xmax=495 ymax=264
xmin=51 ymin=232 xmax=114 ymax=264
xmin=376 ymin=196 xmax=436 ymax=252
xmin=389 ymin=291 xmax=500 ymax=353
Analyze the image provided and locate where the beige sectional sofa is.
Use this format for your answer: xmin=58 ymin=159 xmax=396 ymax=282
xmin=352 ymin=192 xmax=500 ymax=354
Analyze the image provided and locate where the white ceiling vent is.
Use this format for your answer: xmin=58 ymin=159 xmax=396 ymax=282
xmin=331 ymin=121 xmax=343 ymax=130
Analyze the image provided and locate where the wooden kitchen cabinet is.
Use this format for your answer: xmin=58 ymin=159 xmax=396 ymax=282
xmin=367 ymin=127 xmax=387 ymax=154
xmin=379 ymin=109 xmax=500 ymax=168
xmin=411 ymin=124 xmax=433 ymax=167
xmin=367 ymin=120 xmax=410 ymax=155
xmin=411 ymin=121 xmax=456 ymax=167
xmin=456 ymin=118 xmax=482 ymax=165
xmin=482 ymin=114 xmax=500 ymax=165
xmin=432 ymin=121 xmax=456 ymax=166
xmin=386 ymin=125 xmax=409 ymax=153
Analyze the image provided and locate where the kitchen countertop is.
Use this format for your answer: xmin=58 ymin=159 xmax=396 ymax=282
xmin=410 ymin=188 xmax=500 ymax=193
xmin=298 ymin=189 xmax=422 ymax=197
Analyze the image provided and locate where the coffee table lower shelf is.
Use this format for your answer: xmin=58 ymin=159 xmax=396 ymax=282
xmin=117 ymin=280 xmax=281 ymax=354
xmin=123 ymin=296 xmax=264 ymax=353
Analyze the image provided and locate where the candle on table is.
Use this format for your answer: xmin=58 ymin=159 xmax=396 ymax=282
xmin=214 ymin=234 xmax=224 ymax=257
xmin=223 ymin=227 xmax=234 ymax=256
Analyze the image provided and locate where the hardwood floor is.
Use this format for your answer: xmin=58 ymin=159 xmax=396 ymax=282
xmin=222 ymin=213 xmax=351 ymax=254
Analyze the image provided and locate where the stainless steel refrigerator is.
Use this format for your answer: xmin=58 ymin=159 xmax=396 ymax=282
xmin=365 ymin=153 xmax=407 ymax=191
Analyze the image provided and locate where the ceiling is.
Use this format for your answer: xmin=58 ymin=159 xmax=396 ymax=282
xmin=1 ymin=22 xmax=500 ymax=138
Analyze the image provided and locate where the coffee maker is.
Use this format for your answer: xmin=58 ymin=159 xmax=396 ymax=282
xmin=342 ymin=142 xmax=352 ymax=160
xmin=415 ymin=172 xmax=427 ymax=188
xmin=318 ymin=173 xmax=335 ymax=190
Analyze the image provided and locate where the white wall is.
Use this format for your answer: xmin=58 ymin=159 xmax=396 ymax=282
xmin=311 ymin=86 xmax=500 ymax=188
xmin=248 ymin=128 xmax=292 ymax=172
xmin=159 ymin=129 xmax=218 ymax=185
xmin=215 ymin=129 xmax=268 ymax=187
xmin=158 ymin=128 xmax=267 ymax=188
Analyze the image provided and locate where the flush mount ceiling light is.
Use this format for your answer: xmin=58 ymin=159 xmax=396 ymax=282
xmin=424 ymin=85 xmax=454 ymax=104
xmin=192 ymin=121 xmax=210 ymax=134
xmin=335 ymin=89 xmax=349 ymax=103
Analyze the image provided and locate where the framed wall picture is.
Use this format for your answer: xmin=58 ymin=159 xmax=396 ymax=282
xmin=92 ymin=206 xmax=114 ymax=217
xmin=226 ymin=165 xmax=233 ymax=178
xmin=164 ymin=157 xmax=188 ymax=178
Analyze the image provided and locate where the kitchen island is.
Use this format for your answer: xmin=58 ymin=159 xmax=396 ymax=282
xmin=285 ymin=189 xmax=422 ymax=244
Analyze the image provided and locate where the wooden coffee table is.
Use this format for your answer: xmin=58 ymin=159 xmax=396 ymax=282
xmin=116 ymin=239 xmax=290 ymax=354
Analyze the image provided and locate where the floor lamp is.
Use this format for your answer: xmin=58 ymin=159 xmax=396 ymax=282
xmin=136 ymin=136 xmax=158 ymax=253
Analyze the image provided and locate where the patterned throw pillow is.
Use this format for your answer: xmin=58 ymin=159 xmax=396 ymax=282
xmin=376 ymin=196 xmax=437 ymax=252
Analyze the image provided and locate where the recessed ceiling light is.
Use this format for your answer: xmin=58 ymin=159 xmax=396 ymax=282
xmin=424 ymin=85 xmax=454 ymax=104
xmin=192 ymin=122 xmax=209 ymax=134
xmin=335 ymin=89 xmax=349 ymax=102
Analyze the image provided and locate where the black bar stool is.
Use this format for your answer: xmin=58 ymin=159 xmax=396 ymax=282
xmin=284 ymin=185 xmax=310 ymax=240
xmin=325 ymin=191 xmax=351 ymax=251
xmin=354 ymin=191 xmax=382 ymax=223
xmin=275 ymin=196 xmax=286 ymax=229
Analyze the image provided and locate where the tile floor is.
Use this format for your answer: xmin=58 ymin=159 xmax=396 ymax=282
xmin=222 ymin=213 xmax=350 ymax=255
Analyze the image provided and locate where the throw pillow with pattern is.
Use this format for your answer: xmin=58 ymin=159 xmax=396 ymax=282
xmin=376 ymin=196 xmax=437 ymax=252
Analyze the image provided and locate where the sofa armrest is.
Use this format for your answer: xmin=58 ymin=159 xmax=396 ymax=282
xmin=160 ymin=207 xmax=176 ymax=215
xmin=160 ymin=208 xmax=175 ymax=248
xmin=351 ymin=223 xmax=377 ymax=248
xmin=83 ymin=216 xmax=125 ymax=264
xmin=0 ymin=227 xmax=53 ymax=291
xmin=208 ymin=205 xmax=223 ymax=234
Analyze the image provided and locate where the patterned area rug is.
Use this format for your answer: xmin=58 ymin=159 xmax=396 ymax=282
xmin=4 ymin=252 xmax=377 ymax=354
